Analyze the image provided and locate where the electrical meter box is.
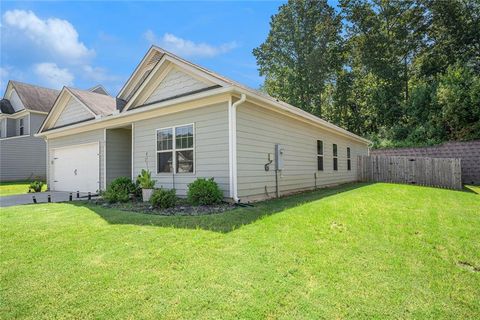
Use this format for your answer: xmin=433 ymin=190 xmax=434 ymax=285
xmin=275 ymin=144 xmax=284 ymax=170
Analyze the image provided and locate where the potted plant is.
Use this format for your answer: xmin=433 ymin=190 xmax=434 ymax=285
xmin=137 ymin=169 xmax=156 ymax=202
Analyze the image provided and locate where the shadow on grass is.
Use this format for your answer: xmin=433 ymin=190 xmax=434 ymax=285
xmin=76 ymin=183 xmax=370 ymax=233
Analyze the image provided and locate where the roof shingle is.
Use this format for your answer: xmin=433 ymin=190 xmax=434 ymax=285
xmin=10 ymin=81 xmax=59 ymax=113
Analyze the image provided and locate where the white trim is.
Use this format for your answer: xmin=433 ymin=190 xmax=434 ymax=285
xmin=103 ymin=128 xmax=107 ymax=189
xmin=45 ymin=138 xmax=49 ymax=188
xmin=230 ymin=94 xmax=246 ymax=202
xmin=0 ymin=134 xmax=30 ymax=141
xmin=131 ymin=122 xmax=135 ymax=180
xmin=228 ymin=96 xmax=233 ymax=198
xmin=154 ymin=123 xmax=195 ymax=175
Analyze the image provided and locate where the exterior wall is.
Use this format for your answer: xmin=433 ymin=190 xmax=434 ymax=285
xmin=54 ymin=97 xmax=93 ymax=128
xmin=236 ymin=102 xmax=369 ymax=201
xmin=106 ymin=128 xmax=132 ymax=185
xmin=0 ymin=119 xmax=5 ymax=138
xmin=371 ymin=140 xmax=480 ymax=185
xmin=8 ymin=89 xmax=24 ymax=112
xmin=16 ymin=114 xmax=30 ymax=135
xmin=145 ymin=68 xmax=211 ymax=104
xmin=133 ymin=102 xmax=230 ymax=197
xmin=0 ymin=135 xmax=46 ymax=181
xmin=29 ymin=113 xmax=47 ymax=135
xmin=47 ymin=129 xmax=105 ymax=189
xmin=6 ymin=118 xmax=16 ymax=137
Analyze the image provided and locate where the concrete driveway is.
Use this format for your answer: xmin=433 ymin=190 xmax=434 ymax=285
xmin=0 ymin=192 xmax=97 ymax=208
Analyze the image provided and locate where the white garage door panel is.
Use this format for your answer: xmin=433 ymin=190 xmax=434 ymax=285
xmin=53 ymin=143 xmax=100 ymax=192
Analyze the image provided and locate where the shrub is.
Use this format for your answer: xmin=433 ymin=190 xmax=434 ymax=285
xmin=150 ymin=188 xmax=177 ymax=209
xmin=137 ymin=169 xmax=156 ymax=189
xmin=28 ymin=181 xmax=44 ymax=193
xmin=187 ymin=178 xmax=223 ymax=205
xmin=103 ymin=177 xmax=136 ymax=203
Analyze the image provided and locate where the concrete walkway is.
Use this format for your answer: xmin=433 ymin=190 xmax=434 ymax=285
xmin=0 ymin=192 xmax=97 ymax=208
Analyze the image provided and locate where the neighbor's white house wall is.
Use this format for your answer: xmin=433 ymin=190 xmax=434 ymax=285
xmin=236 ymin=101 xmax=369 ymax=201
xmin=8 ymin=89 xmax=24 ymax=112
xmin=47 ymin=129 xmax=105 ymax=189
xmin=54 ymin=97 xmax=94 ymax=128
xmin=132 ymin=102 xmax=230 ymax=197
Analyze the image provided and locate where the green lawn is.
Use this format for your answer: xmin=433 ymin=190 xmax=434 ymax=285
xmin=1 ymin=183 xmax=479 ymax=319
xmin=0 ymin=181 xmax=46 ymax=196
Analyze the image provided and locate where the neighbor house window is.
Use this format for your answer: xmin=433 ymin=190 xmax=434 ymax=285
xmin=156 ymin=124 xmax=194 ymax=174
xmin=333 ymin=144 xmax=338 ymax=171
xmin=19 ymin=118 xmax=24 ymax=135
xmin=317 ymin=140 xmax=323 ymax=171
xmin=347 ymin=147 xmax=351 ymax=171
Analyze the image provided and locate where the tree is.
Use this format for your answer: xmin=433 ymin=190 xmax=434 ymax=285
xmin=253 ymin=0 xmax=342 ymax=116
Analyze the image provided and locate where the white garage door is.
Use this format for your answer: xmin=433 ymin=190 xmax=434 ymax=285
xmin=52 ymin=142 xmax=100 ymax=193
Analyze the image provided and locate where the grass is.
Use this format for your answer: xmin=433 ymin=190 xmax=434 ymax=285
xmin=1 ymin=183 xmax=479 ymax=319
xmin=0 ymin=181 xmax=46 ymax=196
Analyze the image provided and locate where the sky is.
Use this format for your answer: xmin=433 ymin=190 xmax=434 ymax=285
xmin=0 ymin=1 xmax=339 ymax=96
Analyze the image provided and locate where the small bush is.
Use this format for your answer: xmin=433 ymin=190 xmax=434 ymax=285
xmin=137 ymin=169 xmax=156 ymax=189
xmin=103 ymin=177 xmax=136 ymax=203
xmin=28 ymin=181 xmax=44 ymax=193
xmin=150 ymin=188 xmax=177 ymax=209
xmin=187 ymin=178 xmax=223 ymax=205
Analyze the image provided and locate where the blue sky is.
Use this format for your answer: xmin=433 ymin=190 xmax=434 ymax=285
xmin=0 ymin=1 xmax=339 ymax=96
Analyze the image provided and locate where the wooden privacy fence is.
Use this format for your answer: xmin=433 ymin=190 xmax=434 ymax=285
xmin=357 ymin=155 xmax=462 ymax=190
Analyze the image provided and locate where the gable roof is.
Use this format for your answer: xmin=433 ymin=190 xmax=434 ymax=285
xmin=88 ymin=85 xmax=110 ymax=96
xmin=67 ymin=87 xmax=124 ymax=116
xmin=9 ymin=81 xmax=59 ymax=113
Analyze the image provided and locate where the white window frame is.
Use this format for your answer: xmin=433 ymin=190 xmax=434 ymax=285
xmin=317 ymin=140 xmax=323 ymax=171
xmin=19 ymin=117 xmax=25 ymax=136
xmin=347 ymin=147 xmax=351 ymax=171
xmin=155 ymin=123 xmax=195 ymax=175
xmin=333 ymin=143 xmax=338 ymax=171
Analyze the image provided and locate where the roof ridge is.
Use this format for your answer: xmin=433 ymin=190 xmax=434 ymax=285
xmin=10 ymin=80 xmax=60 ymax=92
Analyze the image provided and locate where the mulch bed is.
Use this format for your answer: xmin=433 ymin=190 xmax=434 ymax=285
xmin=94 ymin=198 xmax=236 ymax=216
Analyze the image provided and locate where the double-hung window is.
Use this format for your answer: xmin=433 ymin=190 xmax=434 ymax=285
xmin=347 ymin=147 xmax=351 ymax=171
xmin=156 ymin=124 xmax=194 ymax=174
xmin=317 ymin=140 xmax=323 ymax=171
xmin=333 ymin=144 xmax=338 ymax=171
xmin=19 ymin=118 xmax=24 ymax=135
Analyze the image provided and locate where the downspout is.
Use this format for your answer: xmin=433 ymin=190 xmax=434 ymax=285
xmin=229 ymin=93 xmax=246 ymax=202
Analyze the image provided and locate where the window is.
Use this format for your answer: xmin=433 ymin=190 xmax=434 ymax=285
xmin=347 ymin=147 xmax=351 ymax=171
xmin=156 ymin=124 xmax=194 ymax=174
xmin=317 ymin=140 xmax=323 ymax=171
xmin=333 ymin=144 xmax=338 ymax=171
xmin=19 ymin=118 xmax=24 ymax=135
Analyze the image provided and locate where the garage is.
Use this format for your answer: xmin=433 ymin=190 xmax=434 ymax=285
xmin=52 ymin=142 xmax=100 ymax=193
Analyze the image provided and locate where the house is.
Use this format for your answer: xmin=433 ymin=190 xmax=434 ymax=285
xmin=0 ymin=82 xmax=110 ymax=182
xmin=36 ymin=46 xmax=370 ymax=202
xmin=0 ymin=81 xmax=59 ymax=181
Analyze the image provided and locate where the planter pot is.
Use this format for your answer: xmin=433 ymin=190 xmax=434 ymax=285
xmin=142 ymin=189 xmax=154 ymax=202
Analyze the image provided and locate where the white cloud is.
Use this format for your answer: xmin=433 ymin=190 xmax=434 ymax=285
xmin=2 ymin=10 xmax=94 ymax=63
xmin=33 ymin=63 xmax=74 ymax=88
xmin=144 ymin=30 xmax=237 ymax=58
xmin=82 ymin=65 xmax=121 ymax=83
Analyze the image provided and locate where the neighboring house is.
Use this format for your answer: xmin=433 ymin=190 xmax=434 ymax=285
xmin=36 ymin=46 xmax=370 ymax=202
xmin=0 ymin=81 xmax=59 ymax=181
xmin=0 ymin=82 xmax=110 ymax=182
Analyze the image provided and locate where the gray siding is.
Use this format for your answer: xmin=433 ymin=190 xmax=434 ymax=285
xmin=54 ymin=97 xmax=93 ymax=128
xmin=47 ymin=129 xmax=105 ymax=189
xmin=6 ymin=119 xmax=16 ymax=137
xmin=133 ymin=102 xmax=230 ymax=197
xmin=0 ymin=135 xmax=46 ymax=181
xmin=30 ymin=113 xmax=47 ymax=134
xmin=145 ymin=68 xmax=211 ymax=104
xmin=236 ymin=102 xmax=369 ymax=201
xmin=106 ymin=128 xmax=132 ymax=185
